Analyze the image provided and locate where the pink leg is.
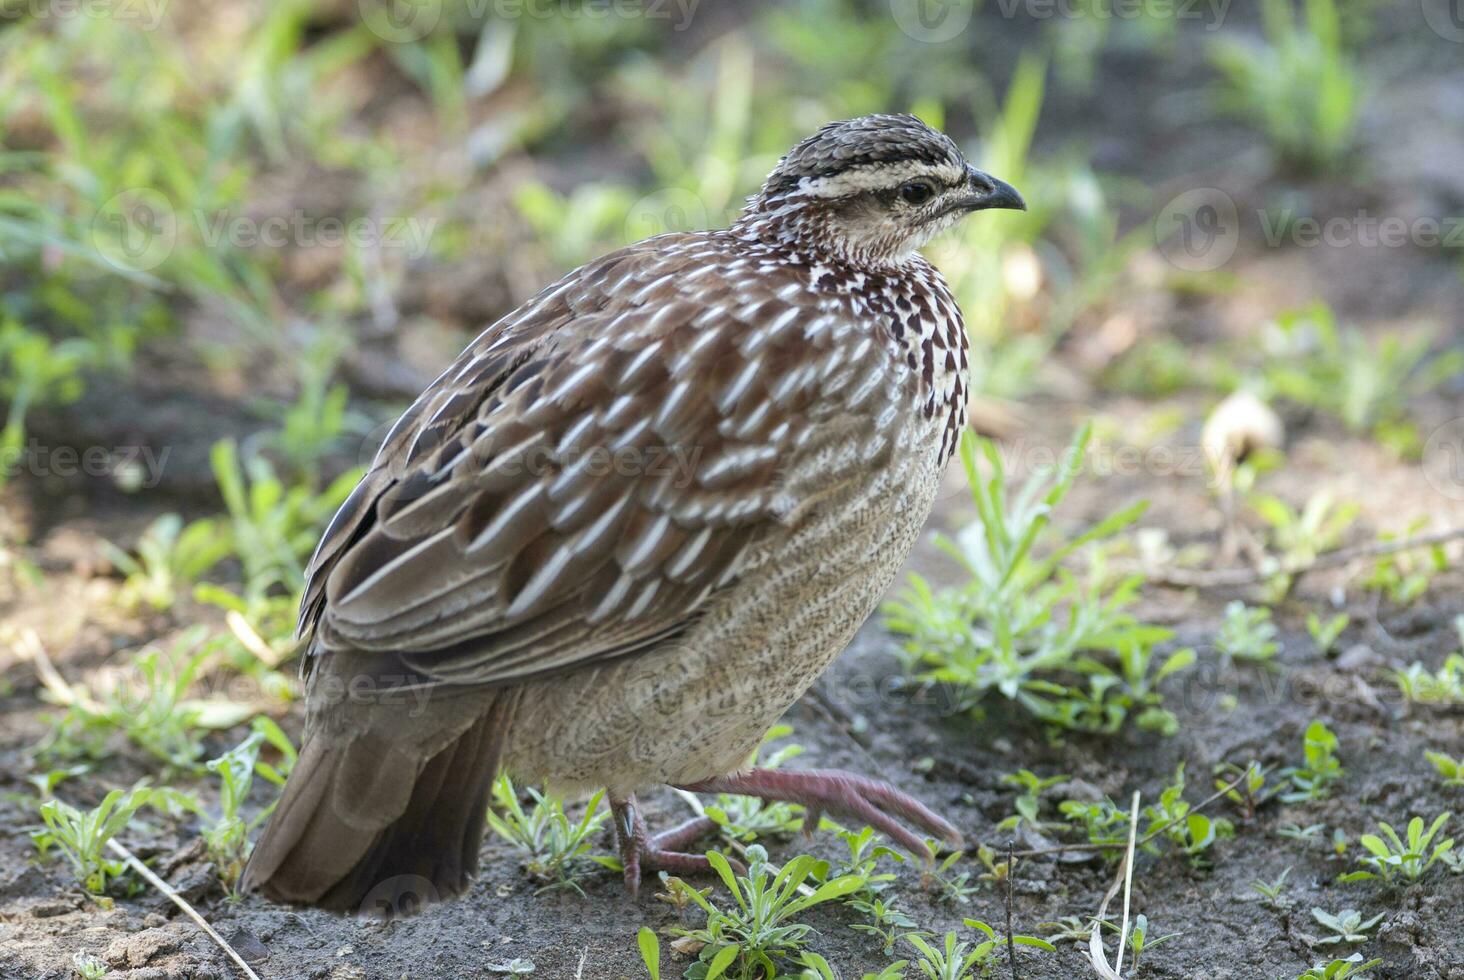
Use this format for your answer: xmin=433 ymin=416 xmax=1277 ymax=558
xmin=676 ymin=768 xmax=961 ymax=859
xmin=608 ymin=795 xmax=721 ymax=898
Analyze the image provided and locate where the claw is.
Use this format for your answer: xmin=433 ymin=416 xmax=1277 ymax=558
xmin=608 ymin=796 xmax=721 ymax=897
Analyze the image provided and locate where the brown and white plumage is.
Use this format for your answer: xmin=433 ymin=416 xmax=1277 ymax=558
xmin=243 ymin=114 xmax=1025 ymax=911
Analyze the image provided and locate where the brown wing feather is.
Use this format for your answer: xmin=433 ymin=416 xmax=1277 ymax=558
xmin=300 ymin=232 xmax=907 ymax=688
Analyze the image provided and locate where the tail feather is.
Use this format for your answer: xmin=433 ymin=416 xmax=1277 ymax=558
xmin=243 ymin=691 xmax=514 ymax=913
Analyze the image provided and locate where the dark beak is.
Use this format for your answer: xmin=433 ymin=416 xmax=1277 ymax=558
xmin=963 ymin=166 xmax=1026 ymax=212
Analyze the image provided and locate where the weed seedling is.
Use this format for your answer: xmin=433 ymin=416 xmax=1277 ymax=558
xmin=1310 ymin=907 xmax=1384 ymax=945
xmin=1216 ymin=601 xmax=1279 ymax=664
xmin=485 ymin=775 xmax=610 ymax=893
xmin=1294 ymin=954 xmax=1383 ymax=979
xmin=1252 ymin=867 xmax=1295 ymax=910
xmin=1281 ymin=720 xmax=1344 ymax=803
xmin=71 ymin=953 xmax=109 ymax=979
xmin=1214 ymin=761 xmax=1280 ymax=819
xmin=1306 ymin=613 xmax=1350 ymax=656
xmin=996 ymin=769 xmax=1069 ymax=832
xmin=904 ymin=920 xmax=1054 ymax=979
xmin=1142 ymin=764 xmax=1234 ymax=866
xmin=1341 ymin=813 xmax=1453 ymax=885
xmin=32 ymin=788 xmax=154 ymax=895
xmin=1425 ymin=750 xmax=1464 ymax=789
xmin=1393 ymin=656 xmax=1464 ymax=706
xmin=657 ymin=845 xmax=867 ymax=979
xmin=104 ymin=513 xmax=232 ymax=613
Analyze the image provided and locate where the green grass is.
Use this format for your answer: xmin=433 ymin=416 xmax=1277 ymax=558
xmin=885 ymin=425 xmax=1191 ymax=735
xmin=1209 ymin=0 xmax=1360 ymax=175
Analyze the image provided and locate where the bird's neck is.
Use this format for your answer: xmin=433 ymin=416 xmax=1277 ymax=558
xmin=731 ymin=197 xmax=920 ymax=274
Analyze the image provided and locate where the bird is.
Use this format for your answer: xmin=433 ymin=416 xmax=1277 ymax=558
xmin=242 ymin=113 xmax=1025 ymax=911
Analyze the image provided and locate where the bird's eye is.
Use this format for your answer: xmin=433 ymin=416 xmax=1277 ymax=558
xmin=899 ymin=180 xmax=935 ymax=205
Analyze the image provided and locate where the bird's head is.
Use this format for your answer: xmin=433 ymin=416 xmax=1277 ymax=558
xmin=734 ymin=114 xmax=1025 ymax=269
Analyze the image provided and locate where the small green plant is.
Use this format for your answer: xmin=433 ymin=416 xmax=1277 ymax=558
xmin=1216 ymin=601 xmax=1279 ymax=664
xmin=1307 ymin=613 xmax=1350 ymax=656
xmin=1281 ymin=720 xmax=1344 ymax=803
xmin=655 ymin=845 xmax=867 ymax=979
xmin=1340 ymin=813 xmax=1453 ymax=885
xmin=1209 ymin=0 xmax=1358 ymax=174
xmin=71 ymin=952 xmax=109 ymax=979
xmin=924 ymin=849 xmax=981 ymax=905
xmin=31 ymin=787 xmax=154 ymax=895
xmin=886 ymin=426 xmax=1184 ymax=734
xmin=832 ymin=827 xmax=913 ymax=955
xmin=1310 ymin=907 xmax=1384 ymax=945
xmin=1215 ymin=761 xmax=1280 ymax=819
xmin=1294 ymin=954 xmax=1383 ymax=979
xmin=193 ymin=719 xmax=296 ymax=889
xmin=1364 ymin=523 xmax=1451 ymax=604
xmin=1250 ymin=492 xmax=1358 ymax=598
xmin=1426 ymin=749 xmax=1464 ymax=789
xmin=1262 ymin=305 xmax=1464 ymax=450
xmin=485 ymin=775 xmax=610 ymax=893
xmin=103 ymin=513 xmax=232 ymax=613
xmin=1393 ymin=655 xmax=1464 ymax=706
xmin=1142 ymin=764 xmax=1234 ymax=867
xmin=1277 ymin=822 xmax=1328 ymax=845
xmin=1103 ymin=914 xmax=1179 ymax=972
xmin=1037 ymin=915 xmax=1095 ymax=945
xmin=1058 ymin=796 xmax=1129 ymax=861
xmin=904 ymin=920 xmax=1054 ymax=979
xmin=43 ymin=629 xmax=222 ymax=772
xmin=996 ymin=769 xmax=1069 ymax=832
xmin=1252 ymin=867 xmax=1295 ymax=910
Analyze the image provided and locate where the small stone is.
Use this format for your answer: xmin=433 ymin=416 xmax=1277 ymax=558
xmin=1335 ymin=643 xmax=1380 ymax=671
xmin=29 ymin=899 xmax=75 ymax=918
xmin=104 ymin=927 xmax=180 ymax=968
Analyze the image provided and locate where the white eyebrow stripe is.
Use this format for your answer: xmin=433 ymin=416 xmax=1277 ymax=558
xmin=797 ymin=160 xmax=966 ymax=197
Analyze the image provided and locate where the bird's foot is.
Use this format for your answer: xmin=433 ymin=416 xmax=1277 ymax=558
xmin=677 ymin=768 xmax=961 ymax=859
xmin=609 ymin=797 xmax=721 ymax=899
